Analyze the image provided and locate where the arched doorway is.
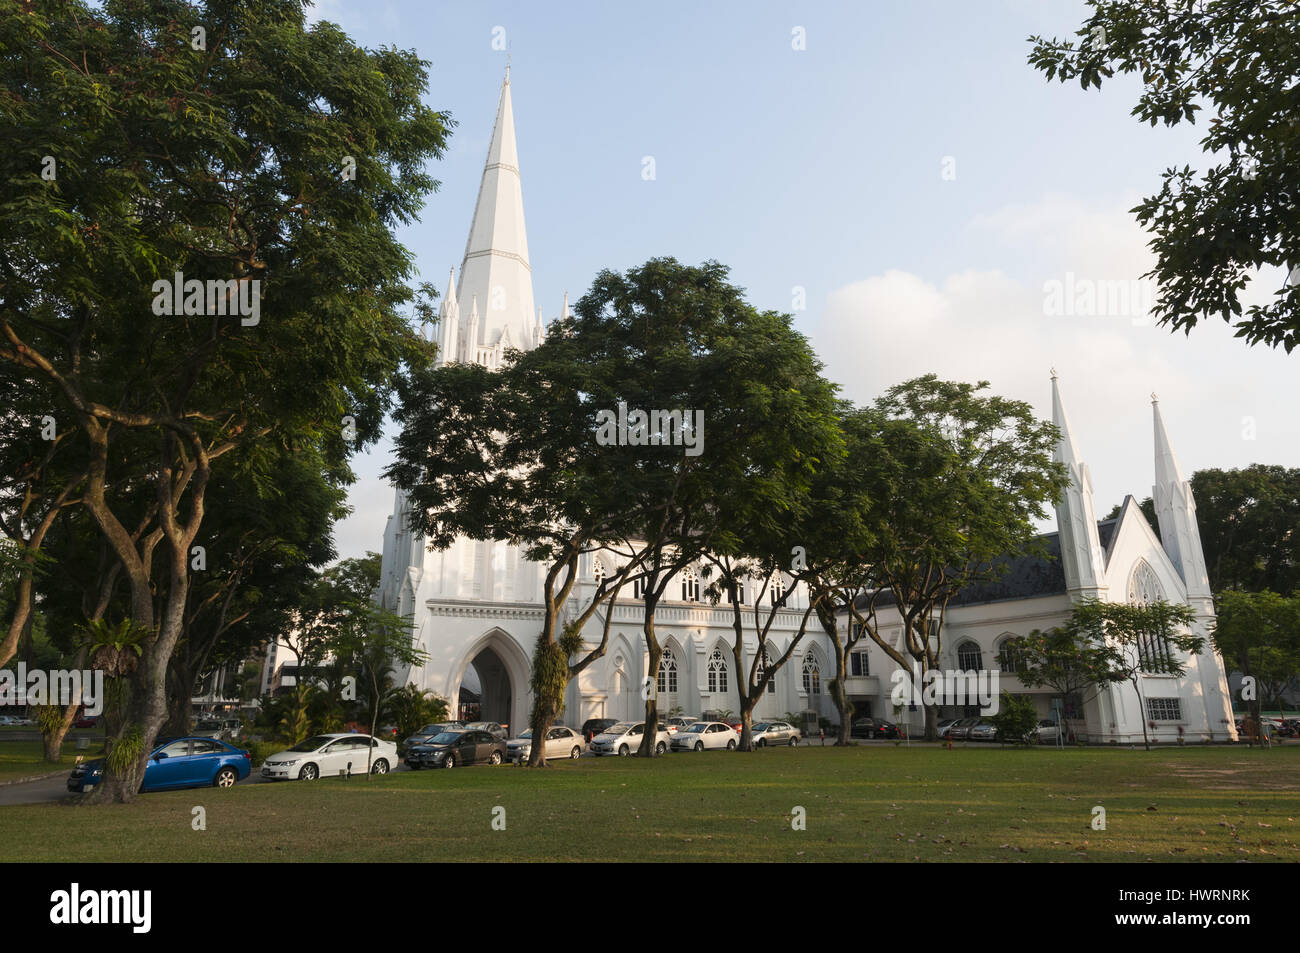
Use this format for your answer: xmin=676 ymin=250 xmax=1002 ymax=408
xmin=465 ymin=645 xmax=512 ymax=725
xmin=449 ymin=629 xmax=531 ymax=734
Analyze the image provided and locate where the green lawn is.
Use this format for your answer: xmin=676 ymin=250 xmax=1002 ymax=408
xmin=3 ymin=745 xmax=1298 ymax=862
xmin=0 ymin=740 xmax=103 ymax=782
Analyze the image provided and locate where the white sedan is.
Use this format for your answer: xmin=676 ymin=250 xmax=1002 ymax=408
xmin=590 ymin=722 xmax=670 ymax=756
xmin=261 ymin=733 xmax=398 ymax=780
xmin=506 ymin=726 xmax=585 ymax=762
xmin=670 ymin=722 xmax=739 ymax=751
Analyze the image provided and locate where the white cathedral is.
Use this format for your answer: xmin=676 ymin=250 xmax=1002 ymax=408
xmin=374 ymin=72 xmax=1238 ymax=744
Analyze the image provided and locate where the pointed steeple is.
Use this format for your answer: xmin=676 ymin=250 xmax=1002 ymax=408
xmin=561 ymin=290 xmax=569 ymax=319
xmin=1152 ymin=396 xmax=1211 ymax=599
xmin=457 ymin=67 xmax=536 ymax=360
xmin=436 ymin=266 xmax=460 ymax=366
xmin=1051 ymin=371 xmax=1106 ymax=595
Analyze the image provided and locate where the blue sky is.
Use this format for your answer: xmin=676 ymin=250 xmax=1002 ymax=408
xmin=313 ymin=0 xmax=1299 ymax=560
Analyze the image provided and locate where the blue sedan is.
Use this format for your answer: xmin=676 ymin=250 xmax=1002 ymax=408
xmin=68 ymin=736 xmax=251 ymax=793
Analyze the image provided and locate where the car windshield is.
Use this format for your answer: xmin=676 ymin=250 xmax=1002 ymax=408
xmin=604 ymin=723 xmax=633 ymax=734
xmin=753 ymin=723 xmax=770 ymax=731
xmin=685 ymin=724 xmax=706 ymax=733
xmin=430 ymin=732 xmax=462 ymax=744
xmin=518 ymin=730 xmax=533 ymax=739
xmin=288 ymin=736 xmax=332 ymax=752
xmin=417 ymin=725 xmax=444 ymax=734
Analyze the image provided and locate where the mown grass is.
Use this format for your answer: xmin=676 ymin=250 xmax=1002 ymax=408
xmin=0 ymin=740 xmax=104 ymax=782
xmin=3 ymin=745 xmax=1298 ymax=862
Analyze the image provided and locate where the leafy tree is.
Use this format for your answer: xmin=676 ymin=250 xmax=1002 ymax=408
xmin=1063 ymin=599 xmax=1201 ymax=749
xmin=558 ymin=259 xmax=844 ymax=756
xmin=855 ymin=377 xmax=1067 ymax=740
xmin=1015 ymin=626 xmax=1127 ymax=741
xmin=1105 ymin=465 xmax=1300 ymax=594
xmin=0 ymin=0 xmax=448 ymax=800
xmin=386 ymin=684 xmax=450 ymax=743
xmin=387 ymin=338 xmax=649 ymax=768
xmin=1028 ymin=0 xmax=1300 ymax=350
xmin=1212 ymin=589 xmax=1300 ymax=719
xmin=990 ymin=691 xmax=1039 ymax=746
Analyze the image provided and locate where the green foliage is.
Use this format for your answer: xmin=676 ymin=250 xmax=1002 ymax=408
xmin=1028 ymin=1 xmax=1300 ymax=350
xmin=80 ymin=620 xmax=149 ymax=678
xmin=385 ymin=685 xmax=449 ymax=743
xmin=990 ymin=692 xmax=1038 ymax=745
xmin=106 ymin=725 xmax=144 ymax=775
xmin=1213 ymin=590 xmax=1300 ymax=710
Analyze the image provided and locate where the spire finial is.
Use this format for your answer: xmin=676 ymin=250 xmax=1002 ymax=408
xmin=1050 ymin=366 xmax=1058 ymax=381
xmin=505 ymin=52 xmax=510 ymax=85
xmin=1151 ymin=391 xmax=1159 ymax=403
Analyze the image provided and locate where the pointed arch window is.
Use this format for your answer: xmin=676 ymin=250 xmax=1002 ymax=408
xmin=592 ymin=559 xmax=606 ymax=586
xmin=770 ymin=575 xmax=787 ymax=606
xmin=681 ymin=568 xmax=700 ymax=602
xmin=1128 ymin=560 xmax=1175 ymax=672
xmin=802 ymin=652 xmax=821 ymax=696
xmin=657 ymin=647 xmax=678 ymax=694
xmin=957 ymin=641 xmax=983 ymax=672
xmin=998 ymin=637 xmax=1022 ymax=674
xmin=707 ymin=649 xmax=729 ymax=693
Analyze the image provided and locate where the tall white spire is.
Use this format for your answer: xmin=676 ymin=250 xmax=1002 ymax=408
xmin=457 ymin=67 xmax=536 ymax=360
xmin=1152 ymin=396 xmax=1211 ymax=600
xmin=1051 ymin=371 xmax=1106 ymax=595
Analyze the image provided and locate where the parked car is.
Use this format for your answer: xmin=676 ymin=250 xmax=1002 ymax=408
xmin=660 ymin=717 xmax=693 ymax=733
xmin=73 ymin=714 xmax=99 ymax=729
xmin=68 ymin=737 xmax=250 ymax=793
xmin=261 ymin=733 xmax=397 ymax=780
xmin=506 ymin=725 xmax=585 ymax=762
xmin=582 ymin=718 xmax=619 ymax=743
xmin=1032 ymin=719 xmax=1065 ymax=743
xmin=407 ymin=729 xmax=508 ymax=768
xmin=935 ymin=718 xmax=960 ymax=737
xmin=945 ymin=716 xmax=983 ymax=740
xmin=752 ymin=722 xmax=801 ymax=747
xmin=968 ymin=721 xmax=998 ymax=742
xmin=591 ymin=722 xmax=670 ymax=756
xmin=0 ymin=715 xmax=16 ymax=726
xmin=402 ymin=721 xmax=465 ymax=751
xmin=464 ymin=721 xmax=507 ymax=740
xmin=850 ymin=717 xmax=899 ymax=739
xmin=670 ymin=721 xmax=739 ymax=751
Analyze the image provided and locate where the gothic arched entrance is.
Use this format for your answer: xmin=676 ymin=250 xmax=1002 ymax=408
xmin=449 ymin=629 xmax=531 ymax=734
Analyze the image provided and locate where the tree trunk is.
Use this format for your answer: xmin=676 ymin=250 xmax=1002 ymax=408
xmin=43 ymin=701 xmax=79 ymax=763
xmin=638 ymin=595 xmax=660 ymax=757
xmin=737 ymin=702 xmax=755 ymax=751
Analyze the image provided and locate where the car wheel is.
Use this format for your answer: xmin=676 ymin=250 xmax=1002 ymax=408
xmin=726 ymin=739 xmax=737 ymax=750
xmin=444 ymin=754 xmax=456 ymax=768
xmin=694 ymin=741 xmax=704 ymax=752
xmin=756 ymin=739 xmax=765 ymax=748
xmin=570 ymin=746 xmax=581 ymax=759
xmin=618 ymin=744 xmax=629 ymax=757
xmin=214 ymin=767 xmax=238 ymax=788
xmin=489 ymin=751 xmax=502 ymax=765
xmin=656 ymin=741 xmax=666 ymax=755
xmin=371 ymin=759 xmax=389 ymax=775
xmin=789 ymin=737 xmax=798 ymax=747
xmin=298 ymin=763 xmax=318 ymax=781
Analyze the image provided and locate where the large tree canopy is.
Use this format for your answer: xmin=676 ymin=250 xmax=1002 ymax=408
xmin=0 ymin=0 xmax=448 ymax=801
xmin=1029 ymin=0 xmax=1300 ymax=350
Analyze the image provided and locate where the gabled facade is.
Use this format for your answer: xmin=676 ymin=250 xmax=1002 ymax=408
xmin=834 ymin=377 xmax=1237 ymax=744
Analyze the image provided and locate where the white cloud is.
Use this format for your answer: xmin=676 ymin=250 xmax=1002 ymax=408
xmin=809 ymin=195 xmax=1300 ymax=520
